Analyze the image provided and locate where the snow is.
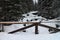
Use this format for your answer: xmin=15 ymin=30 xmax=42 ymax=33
xmin=0 ymin=32 xmax=60 ymax=40
xmin=0 ymin=11 xmax=60 ymax=40
xmin=33 ymin=0 xmax=38 ymax=5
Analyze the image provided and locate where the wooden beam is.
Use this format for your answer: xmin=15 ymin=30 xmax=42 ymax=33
xmin=39 ymin=24 xmax=60 ymax=31
xmin=8 ymin=24 xmax=35 ymax=34
xmin=0 ymin=22 xmax=38 ymax=24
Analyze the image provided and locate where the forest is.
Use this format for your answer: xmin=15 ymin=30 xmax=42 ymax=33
xmin=0 ymin=0 xmax=60 ymax=22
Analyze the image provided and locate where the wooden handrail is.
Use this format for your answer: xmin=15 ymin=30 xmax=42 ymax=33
xmin=0 ymin=22 xmax=39 ymax=24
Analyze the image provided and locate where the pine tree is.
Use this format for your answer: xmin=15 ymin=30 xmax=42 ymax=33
xmin=0 ymin=0 xmax=22 ymax=21
xmin=0 ymin=0 xmax=60 ymax=22
xmin=38 ymin=0 xmax=60 ymax=19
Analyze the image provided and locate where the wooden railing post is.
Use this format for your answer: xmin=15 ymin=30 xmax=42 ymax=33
xmin=1 ymin=24 xmax=4 ymax=32
xmin=34 ymin=23 xmax=39 ymax=34
xmin=0 ymin=24 xmax=1 ymax=32
xmin=0 ymin=24 xmax=4 ymax=32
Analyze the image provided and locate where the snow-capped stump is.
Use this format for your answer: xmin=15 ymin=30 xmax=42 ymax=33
xmin=20 ymin=16 xmax=25 ymax=21
xmin=38 ymin=15 xmax=41 ymax=16
xmin=30 ymin=19 xmax=38 ymax=21
xmin=56 ymin=24 xmax=60 ymax=29
xmin=26 ymin=19 xmax=29 ymax=22
xmin=23 ymin=24 xmax=26 ymax=26
xmin=32 ymin=13 xmax=38 ymax=15
xmin=30 ymin=19 xmax=33 ymax=21
xmin=34 ymin=19 xmax=38 ymax=21
xmin=27 ymin=14 xmax=29 ymax=16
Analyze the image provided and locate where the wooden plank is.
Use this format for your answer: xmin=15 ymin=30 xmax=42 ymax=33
xmin=8 ymin=24 xmax=34 ymax=34
xmin=0 ymin=22 xmax=38 ymax=24
xmin=39 ymin=24 xmax=60 ymax=31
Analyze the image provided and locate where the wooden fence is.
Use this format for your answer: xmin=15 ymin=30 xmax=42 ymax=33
xmin=0 ymin=22 xmax=60 ymax=34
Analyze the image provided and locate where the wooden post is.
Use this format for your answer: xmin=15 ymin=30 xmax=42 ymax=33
xmin=34 ymin=23 xmax=39 ymax=34
xmin=1 ymin=24 xmax=4 ymax=32
xmin=0 ymin=24 xmax=4 ymax=32
xmin=0 ymin=24 xmax=1 ymax=32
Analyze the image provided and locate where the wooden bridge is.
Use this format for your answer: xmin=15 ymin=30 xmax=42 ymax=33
xmin=0 ymin=22 xmax=60 ymax=34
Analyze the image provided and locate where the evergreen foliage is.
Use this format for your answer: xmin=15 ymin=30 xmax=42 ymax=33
xmin=0 ymin=0 xmax=60 ymax=22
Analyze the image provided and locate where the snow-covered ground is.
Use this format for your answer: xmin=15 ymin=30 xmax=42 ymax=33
xmin=0 ymin=32 xmax=60 ymax=40
xmin=0 ymin=11 xmax=60 ymax=40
